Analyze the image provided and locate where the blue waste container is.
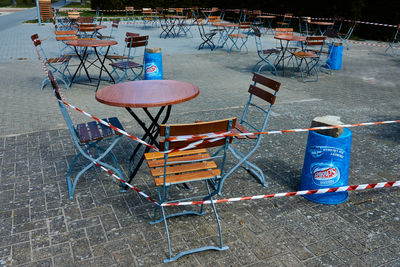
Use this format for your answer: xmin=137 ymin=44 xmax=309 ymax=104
xmin=299 ymin=128 xmax=352 ymax=204
xmin=326 ymin=42 xmax=343 ymax=70
xmin=144 ymin=48 xmax=163 ymax=80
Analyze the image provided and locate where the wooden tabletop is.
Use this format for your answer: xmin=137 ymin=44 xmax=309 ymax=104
xmin=212 ymin=22 xmax=238 ymax=27
xmin=274 ymin=34 xmax=307 ymax=42
xmin=257 ymin=15 xmax=276 ymax=19
xmin=66 ymin=39 xmax=117 ymax=47
xmin=95 ymin=80 xmax=200 ymax=108
xmin=309 ymin=21 xmax=334 ymax=26
xmin=167 ymin=15 xmax=186 ymax=19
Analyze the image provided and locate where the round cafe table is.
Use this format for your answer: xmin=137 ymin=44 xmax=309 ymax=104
xmin=95 ymin=80 xmax=200 ymax=183
xmin=309 ymin=21 xmax=334 ymax=35
xmin=67 ymin=39 xmax=117 ymax=91
xmin=274 ymin=34 xmax=307 ymax=75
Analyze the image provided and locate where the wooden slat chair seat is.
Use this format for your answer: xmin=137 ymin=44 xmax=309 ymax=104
xmin=108 ymin=34 xmax=148 ymax=83
xmin=31 ymin=33 xmax=72 ymax=90
xmin=144 ymin=118 xmax=235 ymax=263
xmin=218 ymin=73 xmax=280 ymax=193
xmin=76 ymin=117 xmax=124 ymax=144
xmin=47 ymin=70 xmax=125 ymax=200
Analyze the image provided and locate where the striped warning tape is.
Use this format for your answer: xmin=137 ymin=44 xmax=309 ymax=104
xmin=93 ymin=160 xmax=159 ymax=205
xmin=348 ymin=40 xmax=399 ymax=48
xmin=60 ymin=97 xmax=400 ymax=153
xmin=166 ymin=120 xmax=400 ymax=143
xmin=54 ymin=100 xmax=400 ymax=207
xmin=163 ymin=180 xmax=400 ymax=206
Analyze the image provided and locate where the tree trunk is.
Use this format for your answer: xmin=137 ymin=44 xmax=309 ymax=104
xmin=11 ymin=0 xmax=17 ymax=7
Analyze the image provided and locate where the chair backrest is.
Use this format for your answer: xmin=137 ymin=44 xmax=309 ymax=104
xmin=47 ymin=71 xmax=80 ymax=145
xmin=283 ymin=13 xmax=293 ymax=22
xmin=142 ymin=8 xmax=152 ymax=15
xmin=197 ymin=19 xmax=207 ymax=36
xmin=305 ymin=36 xmax=326 ymax=47
xmin=111 ymin=20 xmax=119 ymax=28
xmin=68 ymin=11 xmax=80 ymax=19
xmin=208 ymin=15 xmax=220 ymax=23
xmin=159 ymin=118 xmax=236 ymax=151
xmin=126 ymin=35 xmax=148 ymax=48
xmin=253 ymin=10 xmax=261 ymax=17
xmin=211 ymin=7 xmax=219 ymax=12
xmin=55 ymin=30 xmax=78 ymax=41
xmin=156 ymin=7 xmax=164 ymax=13
xmin=175 ymin=7 xmax=184 ymax=15
xmin=31 ymin=33 xmax=48 ymax=61
xmin=240 ymin=73 xmax=280 ymax=133
xmin=275 ymin=27 xmax=293 ymax=36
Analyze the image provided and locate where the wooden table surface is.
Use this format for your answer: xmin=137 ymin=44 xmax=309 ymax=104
xmin=309 ymin=21 xmax=334 ymax=26
xmin=274 ymin=34 xmax=307 ymax=42
xmin=95 ymin=80 xmax=200 ymax=108
xmin=66 ymin=39 xmax=117 ymax=47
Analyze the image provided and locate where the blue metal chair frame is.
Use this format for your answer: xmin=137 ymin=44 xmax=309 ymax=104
xmin=145 ymin=118 xmax=236 ymax=262
xmin=125 ymin=6 xmax=135 ymax=23
xmin=197 ymin=19 xmax=217 ymax=50
xmin=385 ymin=25 xmax=400 ymax=57
xmin=252 ymin=26 xmax=280 ymax=75
xmin=109 ymin=35 xmax=149 ymax=83
xmin=291 ymin=36 xmax=326 ymax=82
xmin=228 ymin=22 xmax=251 ymax=53
xmin=218 ymin=73 xmax=280 ymax=194
xmin=47 ymin=70 xmax=126 ymax=200
xmin=31 ymin=34 xmax=72 ymax=90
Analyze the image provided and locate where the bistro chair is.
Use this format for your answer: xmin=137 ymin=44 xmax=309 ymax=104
xmin=109 ymin=35 xmax=149 ymax=83
xmin=298 ymin=16 xmax=314 ymax=36
xmin=31 ymin=34 xmax=72 ymax=90
xmin=228 ymin=22 xmax=251 ymax=53
xmin=220 ymin=73 xmax=280 ymax=192
xmin=125 ymin=6 xmax=135 ymax=22
xmin=251 ymin=26 xmax=280 ymax=75
xmin=144 ymin=118 xmax=236 ymax=262
xmin=54 ymin=30 xmax=79 ymax=56
xmin=98 ymin=20 xmax=120 ymax=54
xmin=197 ymin=19 xmax=217 ymax=50
xmin=159 ymin=15 xmax=176 ymax=38
xmin=385 ymin=24 xmax=400 ymax=57
xmin=276 ymin=13 xmax=293 ymax=28
xmin=290 ymin=36 xmax=326 ymax=82
xmin=47 ymin=70 xmax=126 ymax=200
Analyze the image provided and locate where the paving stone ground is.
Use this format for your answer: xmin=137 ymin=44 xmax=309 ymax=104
xmin=0 ymin=9 xmax=400 ymax=267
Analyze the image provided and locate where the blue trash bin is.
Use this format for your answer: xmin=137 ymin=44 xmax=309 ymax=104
xmin=144 ymin=48 xmax=163 ymax=80
xmin=299 ymin=128 xmax=352 ymax=204
xmin=326 ymin=42 xmax=343 ymax=70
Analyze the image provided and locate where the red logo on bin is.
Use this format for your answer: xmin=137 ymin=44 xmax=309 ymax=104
xmin=313 ymin=167 xmax=338 ymax=179
xmin=146 ymin=64 xmax=158 ymax=73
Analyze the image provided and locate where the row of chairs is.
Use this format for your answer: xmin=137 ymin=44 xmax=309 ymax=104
xmin=48 ymin=68 xmax=281 ymax=262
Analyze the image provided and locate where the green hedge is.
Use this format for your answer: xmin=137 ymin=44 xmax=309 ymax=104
xmin=91 ymin=0 xmax=399 ymax=41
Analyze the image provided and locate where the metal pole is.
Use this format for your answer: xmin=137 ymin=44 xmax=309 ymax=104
xmin=36 ymin=0 xmax=41 ymax=25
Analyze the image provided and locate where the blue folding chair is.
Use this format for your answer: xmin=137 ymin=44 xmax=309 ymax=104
xmin=385 ymin=24 xmax=400 ymax=57
xmin=31 ymin=34 xmax=72 ymax=90
xmin=252 ymin=26 xmax=280 ymax=75
xmin=218 ymin=73 xmax=280 ymax=194
xmin=144 ymin=118 xmax=236 ymax=262
xmin=47 ymin=70 xmax=126 ymax=200
xmin=125 ymin=6 xmax=135 ymax=23
xmin=109 ymin=35 xmax=149 ymax=83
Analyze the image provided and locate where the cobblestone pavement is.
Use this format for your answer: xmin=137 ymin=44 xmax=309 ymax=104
xmin=0 ymin=13 xmax=400 ymax=267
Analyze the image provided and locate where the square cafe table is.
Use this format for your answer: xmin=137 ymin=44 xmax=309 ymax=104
xmin=95 ymin=80 xmax=199 ymax=183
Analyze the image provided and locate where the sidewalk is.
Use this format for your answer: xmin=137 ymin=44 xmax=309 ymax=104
xmin=0 ymin=13 xmax=400 ymax=266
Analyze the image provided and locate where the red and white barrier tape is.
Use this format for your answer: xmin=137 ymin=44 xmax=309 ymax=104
xmin=60 ymin=98 xmax=400 ymax=153
xmin=348 ymin=40 xmax=399 ymax=48
xmin=93 ymin=160 xmax=159 ymax=205
xmin=166 ymin=120 xmax=400 ymax=143
xmin=163 ymin=180 xmax=400 ymax=206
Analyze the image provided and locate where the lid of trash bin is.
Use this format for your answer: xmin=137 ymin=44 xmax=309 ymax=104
xmin=146 ymin=47 xmax=162 ymax=53
xmin=334 ymin=42 xmax=343 ymax=46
